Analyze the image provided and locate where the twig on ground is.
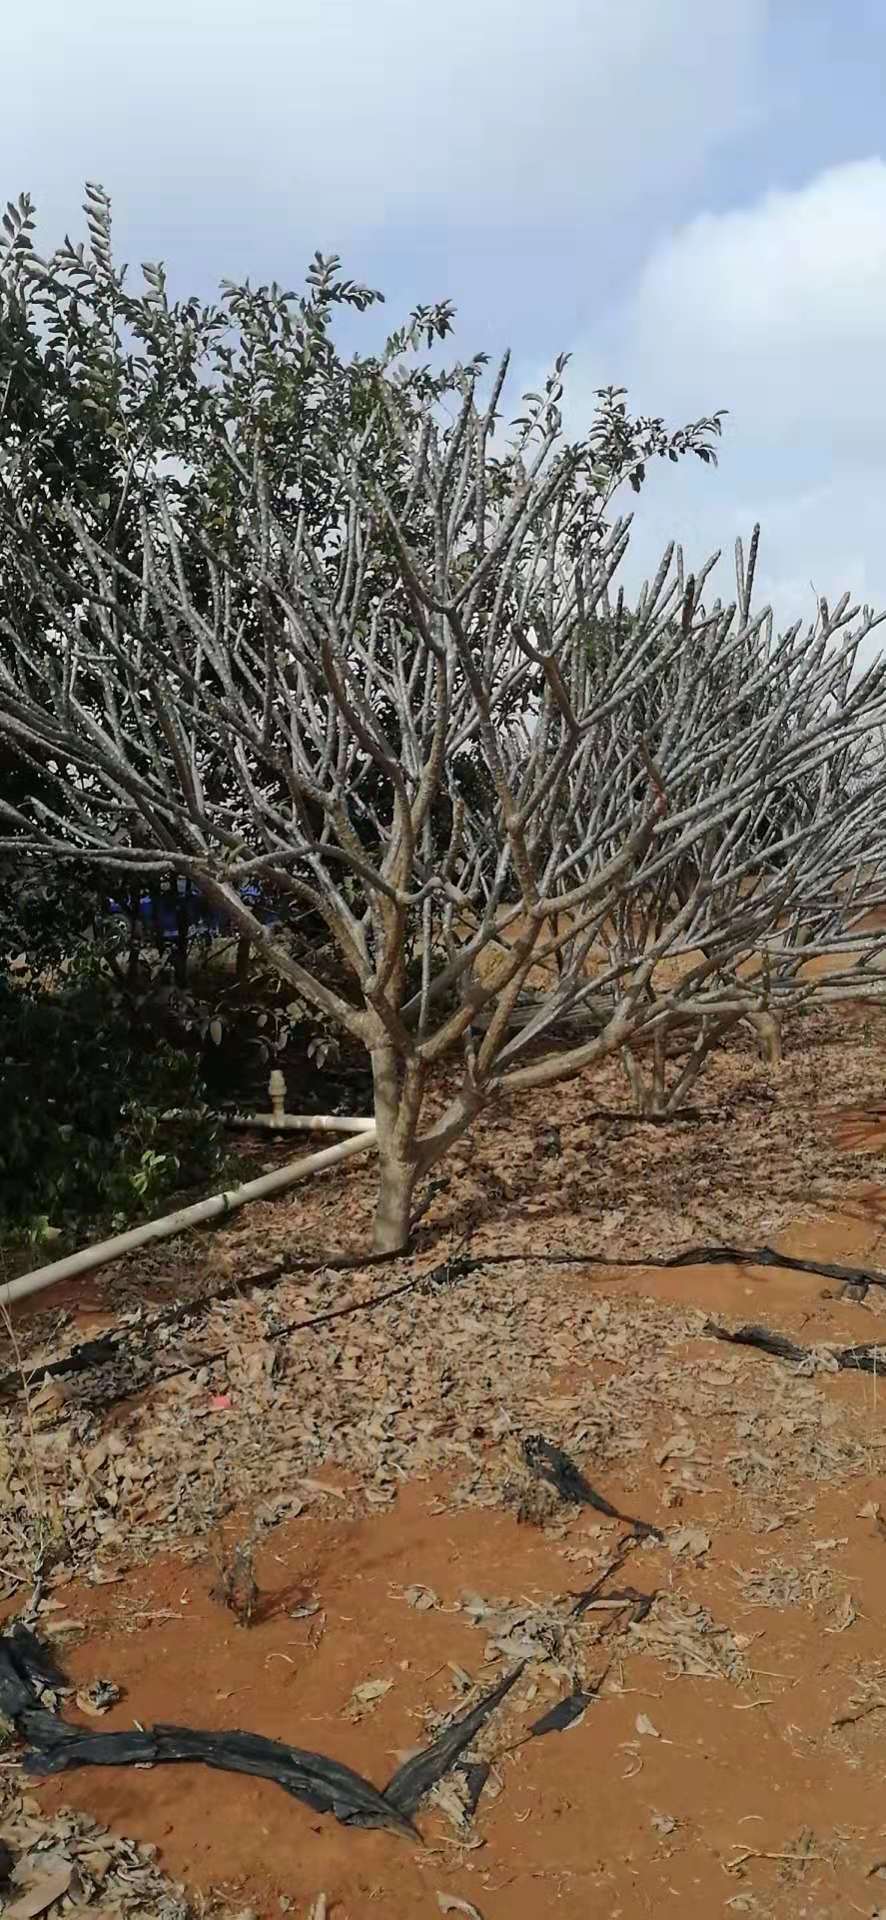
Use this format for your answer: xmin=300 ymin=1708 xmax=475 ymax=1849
xmin=723 ymin=1846 xmax=824 ymax=1875
xmin=833 ymin=1697 xmax=886 ymax=1728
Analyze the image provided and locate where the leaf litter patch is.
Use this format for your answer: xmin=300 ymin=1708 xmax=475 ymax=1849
xmin=3 ymin=1008 xmax=886 ymax=1911
xmin=4 ymin=997 xmax=886 ymax=1580
xmin=0 ymin=1784 xmax=233 ymax=1920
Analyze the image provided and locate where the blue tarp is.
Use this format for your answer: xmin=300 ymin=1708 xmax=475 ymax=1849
xmin=106 ymin=883 xmax=279 ymax=940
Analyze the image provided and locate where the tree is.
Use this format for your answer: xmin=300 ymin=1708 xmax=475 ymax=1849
xmin=0 ymin=185 xmax=415 ymax=970
xmin=4 ymin=189 xmax=885 ymax=1251
xmin=0 ymin=188 xmax=719 ymax=971
xmin=577 ymin=529 xmax=886 ymax=1104
xmin=586 ymin=525 xmax=871 ymax=884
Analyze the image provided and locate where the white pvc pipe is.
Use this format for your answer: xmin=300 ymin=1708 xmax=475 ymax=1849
xmin=226 ymin=1071 xmax=374 ymax=1135
xmin=226 ymin=1112 xmax=375 ymax=1134
xmin=0 ymin=1127 xmax=378 ymax=1310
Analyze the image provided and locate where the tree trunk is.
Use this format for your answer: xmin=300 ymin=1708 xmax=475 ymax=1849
xmin=369 ymin=1039 xmax=423 ymax=1254
xmin=743 ymin=1009 xmax=782 ymax=1068
xmin=372 ymin=1148 xmax=420 ymax=1254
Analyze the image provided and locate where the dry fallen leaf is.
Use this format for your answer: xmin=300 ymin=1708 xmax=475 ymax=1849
xmin=826 ymin=1592 xmax=858 ymax=1634
xmin=430 ymin=1778 xmax=471 ymax=1833
xmin=403 ymin=1584 xmax=440 ymax=1611
xmin=655 ymin=1432 xmax=697 ymax=1466
xmin=635 ymin=1713 xmax=661 ymax=1739
xmin=299 ymin=1478 xmax=348 ymax=1502
xmin=345 ymin=1677 xmax=393 ymax=1720
xmin=436 ymin=1895 xmax=485 ymax=1920
xmin=667 ymin=1525 xmax=711 ymax=1561
xmin=6 ymin=1867 xmax=74 ymax=1919
xmin=862 ymin=1503 xmax=886 ymax=1545
xmin=75 ymin=1680 xmax=123 ymax=1717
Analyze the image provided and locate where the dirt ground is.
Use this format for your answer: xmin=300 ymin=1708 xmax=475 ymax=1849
xmin=5 ymin=1000 xmax=886 ymax=1919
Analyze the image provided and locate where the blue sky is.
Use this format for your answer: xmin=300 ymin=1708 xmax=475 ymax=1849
xmin=8 ymin=1 xmax=886 ymax=638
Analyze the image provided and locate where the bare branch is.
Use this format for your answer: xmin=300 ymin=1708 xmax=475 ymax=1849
xmin=3 ymin=317 xmax=885 ymax=1248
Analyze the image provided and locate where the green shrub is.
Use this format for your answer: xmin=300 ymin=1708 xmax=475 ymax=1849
xmin=0 ymin=961 xmax=227 ymax=1246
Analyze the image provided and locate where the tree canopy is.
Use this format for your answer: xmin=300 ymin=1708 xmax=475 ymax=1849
xmin=3 ymin=187 xmax=884 ymax=1252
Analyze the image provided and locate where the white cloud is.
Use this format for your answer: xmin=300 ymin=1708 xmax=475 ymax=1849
xmin=3 ymin=0 xmax=766 ymax=235
xmin=628 ymin=157 xmax=886 ymax=450
xmin=565 ymin=157 xmax=886 ymax=644
xmin=12 ymin=4 xmax=884 ymax=648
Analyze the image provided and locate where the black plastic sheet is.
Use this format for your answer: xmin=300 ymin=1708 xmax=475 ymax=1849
xmin=522 ymin=1434 xmax=663 ymax=1540
xmin=0 ymin=1624 xmax=522 ymax=1842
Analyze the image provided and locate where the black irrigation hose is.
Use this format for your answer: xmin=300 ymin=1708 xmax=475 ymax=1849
xmin=0 ymin=1260 xmax=437 ymax=1398
xmin=707 ymin=1320 xmax=886 ymax=1375
xmin=0 ymin=1260 xmax=470 ymax=1403
xmin=3 ymin=1240 xmax=884 ymax=1405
